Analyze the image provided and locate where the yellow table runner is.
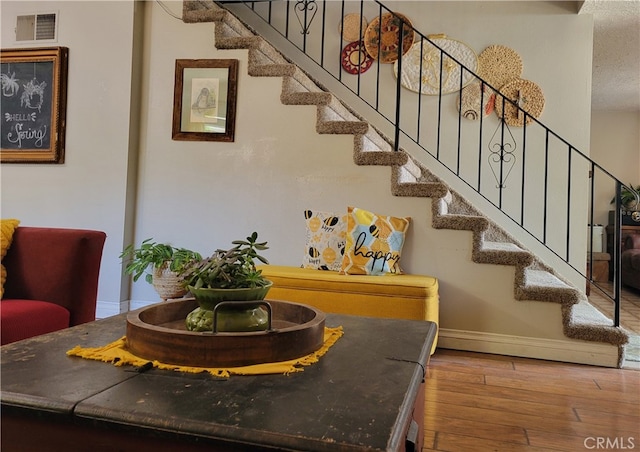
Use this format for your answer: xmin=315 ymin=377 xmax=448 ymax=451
xmin=67 ymin=326 xmax=343 ymax=378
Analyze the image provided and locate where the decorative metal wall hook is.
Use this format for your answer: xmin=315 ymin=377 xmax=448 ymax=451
xmin=488 ymin=118 xmax=517 ymax=189
xmin=294 ymin=0 xmax=317 ymax=35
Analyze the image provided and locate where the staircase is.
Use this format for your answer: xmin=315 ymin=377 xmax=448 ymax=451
xmin=182 ymin=0 xmax=630 ymax=366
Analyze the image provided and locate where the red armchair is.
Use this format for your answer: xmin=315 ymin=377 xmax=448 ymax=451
xmin=1 ymin=227 xmax=106 ymax=345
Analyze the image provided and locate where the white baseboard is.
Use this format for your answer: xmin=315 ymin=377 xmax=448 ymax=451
xmin=95 ymin=299 xmax=129 ymax=319
xmin=437 ymin=328 xmax=620 ymax=368
xmin=129 ymin=299 xmax=160 ymax=311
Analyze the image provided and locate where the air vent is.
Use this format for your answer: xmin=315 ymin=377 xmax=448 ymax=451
xmin=16 ymin=13 xmax=57 ymax=42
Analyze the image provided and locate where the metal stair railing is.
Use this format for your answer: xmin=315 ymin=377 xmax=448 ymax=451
xmin=221 ymin=0 xmax=635 ymax=328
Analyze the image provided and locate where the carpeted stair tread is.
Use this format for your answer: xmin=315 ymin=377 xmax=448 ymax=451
xmin=356 ymin=129 xmax=393 ymax=154
xmin=563 ymin=301 xmax=629 ymax=345
xmin=392 ymin=180 xmax=449 ymax=198
xmin=282 ymin=90 xmax=333 ymax=106
xmin=354 ymin=148 xmax=407 ymax=166
xmin=249 ymin=63 xmax=296 ymax=77
xmin=432 ymin=212 xmax=489 ymax=233
xmin=183 ymin=1 xmax=226 ymax=23
xmin=525 ymin=269 xmax=573 ymax=290
xmin=281 ymin=73 xmax=329 ymax=105
xmin=474 ymin=244 xmax=533 ymax=267
xmin=402 ymin=157 xmax=424 ymax=180
xmin=247 ymin=46 xmax=294 ymax=74
xmin=515 ymin=268 xmax=581 ymax=305
xmin=212 ymin=9 xmax=255 ymax=38
xmin=480 ymin=241 xmax=527 ymax=253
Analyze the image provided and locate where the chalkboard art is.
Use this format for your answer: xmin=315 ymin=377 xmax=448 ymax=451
xmin=1 ymin=47 xmax=68 ymax=163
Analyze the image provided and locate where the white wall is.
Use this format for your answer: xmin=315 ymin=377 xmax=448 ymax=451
xmin=1 ymin=1 xmax=138 ymax=312
xmin=2 ymin=1 xmax=621 ymax=364
xmin=590 ymin=110 xmax=640 ymax=226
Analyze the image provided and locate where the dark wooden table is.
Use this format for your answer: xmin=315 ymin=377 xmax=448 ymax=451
xmin=1 ymin=309 xmax=436 ymax=452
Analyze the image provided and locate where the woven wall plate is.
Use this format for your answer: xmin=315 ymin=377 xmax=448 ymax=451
xmin=340 ymin=13 xmax=368 ymax=42
xmin=457 ymin=81 xmax=496 ymax=121
xmin=494 ymin=78 xmax=545 ymax=127
xmin=364 ymin=12 xmax=414 ymax=64
xmin=341 ymin=41 xmax=374 ymax=74
xmin=477 ymin=45 xmax=523 ymax=90
xmin=393 ymin=35 xmax=478 ymax=96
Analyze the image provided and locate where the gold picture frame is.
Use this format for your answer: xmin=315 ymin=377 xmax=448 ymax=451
xmin=172 ymin=59 xmax=238 ymax=142
xmin=1 ymin=47 xmax=68 ymax=163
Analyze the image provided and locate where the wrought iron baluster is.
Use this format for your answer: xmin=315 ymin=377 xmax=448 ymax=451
xmin=613 ymin=182 xmax=622 ymax=327
xmin=566 ymin=146 xmax=572 ymax=261
xmin=487 ymin=114 xmax=517 ymax=190
xmin=394 ymin=19 xmax=403 ymax=152
xmin=294 ymin=0 xmax=318 ymax=36
xmin=543 ymin=130 xmax=550 ymax=244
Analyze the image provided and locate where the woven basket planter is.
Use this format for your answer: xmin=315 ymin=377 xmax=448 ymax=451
xmin=152 ymin=264 xmax=187 ymax=300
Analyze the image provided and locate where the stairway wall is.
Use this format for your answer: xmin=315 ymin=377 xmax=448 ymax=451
xmin=233 ymin=0 xmax=595 ymax=291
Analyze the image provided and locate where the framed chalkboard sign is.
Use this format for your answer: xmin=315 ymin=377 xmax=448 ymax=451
xmin=1 ymin=47 xmax=68 ymax=163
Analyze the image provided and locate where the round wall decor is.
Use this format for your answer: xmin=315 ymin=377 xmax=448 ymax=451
xmin=393 ymin=35 xmax=478 ymax=95
xmin=477 ymin=45 xmax=523 ymax=90
xmin=364 ymin=12 xmax=414 ymax=64
xmin=457 ymin=81 xmax=496 ymax=120
xmin=340 ymin=14 xmax=368 ymax=42
xmin=341 ymin=41 xmax=374 ymax=74
xmin=494 ymin=78 xmax=545 ymax=127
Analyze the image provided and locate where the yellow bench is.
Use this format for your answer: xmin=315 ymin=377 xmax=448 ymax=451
xmin=257 ymin=265 xmax=439 ymax=354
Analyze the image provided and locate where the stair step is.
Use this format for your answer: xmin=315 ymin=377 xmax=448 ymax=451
xmin=247 ymin=40 xmax=296 ymax=76
xmin=525 ymin=269 xmax=571 ymax=289
xmin=281 ymin=71 xmax=331 ymax=105
xmin=432 ymin=212 xmax=489 ymax=232
xmin=570 ymin=299 xmax=614 ymax=327
xmin=475 ymin=242 xmax=533 ymax=266
xmin=564 ymin=300 xmax=629 ymax=345
xmin=391 ymin=157 xmax=422 ymax=181
xmin=183 ymin=3 xmax=227 ymax=24
xmin=482 ymin=241 xmax=525 ymax=253
xmin=216 ymin=35 xmax=262 ymax=50
xmin=357 ymin=129 xmax=392 ymax=153
xmin=317 ymin=120 xmax=369 ymax=135
xmin=214 ymin=10 xmax=254 ymax=38
xmin=249 ymin=63 xmax=296 ymax=77
xmin=282 ymin=89 xmax=332 ymax=106
xmin=516 ymin=269 xmax=580 ymax=305
xmin=392 ymin=179 xmax=447 ymax=198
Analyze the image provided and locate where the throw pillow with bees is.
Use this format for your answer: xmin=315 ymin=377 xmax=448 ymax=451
xmin=340 ymin=206 xmax=410 ymax=276
xmin=302 ymin=210 xmax=347 ymax=271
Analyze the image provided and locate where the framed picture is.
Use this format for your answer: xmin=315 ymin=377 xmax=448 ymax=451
xmin=172 ymin=59 xmax=238 ymax=142
xmin=1 ymin=47 xmax=68 ymax=164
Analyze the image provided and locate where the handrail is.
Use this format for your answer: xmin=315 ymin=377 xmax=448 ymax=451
xmin=223 ymin=0 xmax=634 ymax=328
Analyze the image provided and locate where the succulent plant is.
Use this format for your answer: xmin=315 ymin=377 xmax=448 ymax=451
xmin=180 ymin=232 xmax=270 ymax=290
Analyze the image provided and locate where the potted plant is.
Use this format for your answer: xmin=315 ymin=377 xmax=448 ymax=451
xmin=611 ymin=183 xmax=640 ymax=210
xmin=120 ymin=239 xmax=202 ymax=300
xmin=179 ymin=232 xmax=272 ymax=332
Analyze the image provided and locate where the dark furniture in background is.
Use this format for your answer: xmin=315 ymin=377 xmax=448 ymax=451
xmin=606 ymin=222 xmax=640 ymax=285
xmin=1 ymin=312 xmax=436 ymax=451
xmin=1 ymin=227 xmax=106 ymax=345
xmin=622 ymin=234 xmax=640 ymax=290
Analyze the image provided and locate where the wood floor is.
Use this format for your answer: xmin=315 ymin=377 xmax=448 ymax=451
xmin=423 ymin=349 xmax=640 ymax=451
xmin=589 ymin=283 xmax=640 ymax=337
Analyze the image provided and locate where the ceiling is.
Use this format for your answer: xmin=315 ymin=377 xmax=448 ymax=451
xmin=580 ymin=0 xmax=640 ymax=111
